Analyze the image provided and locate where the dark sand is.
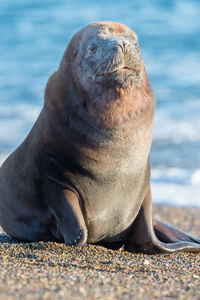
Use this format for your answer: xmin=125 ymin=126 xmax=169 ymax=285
xmin=0 ymin=205 xmax=200 ymax=299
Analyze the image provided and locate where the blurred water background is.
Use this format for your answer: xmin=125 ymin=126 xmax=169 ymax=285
xmin=0 ymin=0 xmax=200 ymax=206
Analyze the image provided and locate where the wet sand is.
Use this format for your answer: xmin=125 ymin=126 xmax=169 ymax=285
xmin=0 ymin=205 xmax=200 ymax=299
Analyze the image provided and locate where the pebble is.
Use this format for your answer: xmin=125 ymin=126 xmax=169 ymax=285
xmin=143 ymin=260 xmax=150 ymax=265
xmin=0 ymin=205 xmax=200 ymax=299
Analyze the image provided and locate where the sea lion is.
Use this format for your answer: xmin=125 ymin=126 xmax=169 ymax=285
xmin=0 ymin=21 xmax=200 ymax=253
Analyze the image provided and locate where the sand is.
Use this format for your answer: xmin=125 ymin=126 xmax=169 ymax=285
xmin=0 ymin=205 xmax=200 ymax=300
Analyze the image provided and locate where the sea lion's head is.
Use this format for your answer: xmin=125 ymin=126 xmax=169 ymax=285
xmin=60 ymin=22 xmax=143 ymax=90
xmin=69 ymin=22 xmax=142 ymax=89
xmin=46 ymin=22 xmax=154 ymax=127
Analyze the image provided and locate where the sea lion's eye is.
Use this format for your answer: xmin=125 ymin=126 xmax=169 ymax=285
xmin=134 ymin=43 xmax=139 ymax=52
xmin=88 ymin=44 xmax=97 ymax=54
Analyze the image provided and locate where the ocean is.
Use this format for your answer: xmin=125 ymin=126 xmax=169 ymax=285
xmin=0 ymin=0 xmax=200 ymax=206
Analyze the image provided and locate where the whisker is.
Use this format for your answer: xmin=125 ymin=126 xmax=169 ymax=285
xmin=82 ymin=58 xmax=109 ymax=85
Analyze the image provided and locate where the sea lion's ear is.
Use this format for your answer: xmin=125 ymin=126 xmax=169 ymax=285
xmin=73 ymin=49 xmax=78 ymax=56
xmin=134 ymin=42 xmax=139 ymax=53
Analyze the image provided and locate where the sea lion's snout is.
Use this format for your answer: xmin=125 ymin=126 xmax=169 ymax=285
xmin=99 ymin=39 xmax=141 ymax=73
xmin=78 ymin=32 xmax=142 ymax=89
xmin=89 ymin=37 xmax=142 ymax=88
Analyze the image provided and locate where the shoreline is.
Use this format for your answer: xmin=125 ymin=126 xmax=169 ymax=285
xmin=0 ymin=205 xmax=200 ymax=299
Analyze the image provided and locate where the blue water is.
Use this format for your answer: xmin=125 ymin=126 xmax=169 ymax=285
xmin=0 ymin=0 xmax=200 ymax=206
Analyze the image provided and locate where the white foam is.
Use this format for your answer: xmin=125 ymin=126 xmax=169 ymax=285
xmin=153 ymin=100 xmax=200 ymax=143
xmin=191 ymin=169 xmax=200 ymax=185
xmin=151 ymin=181 xmax=200 ymax=207
xmin=151 ymin=167 xmax=200 ymax=207
xmin=0 ymin=104 xmax=41 ymax=145
xmin=151 ymin=167 xmax=189 ymax=180
xmin=0 ymin=104 xmax=41 ymax=121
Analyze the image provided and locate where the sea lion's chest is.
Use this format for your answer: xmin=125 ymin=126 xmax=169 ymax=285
xmin=55 ymin=121 xmax=153 ymax=243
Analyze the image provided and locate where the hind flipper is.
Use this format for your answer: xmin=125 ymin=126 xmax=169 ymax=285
xmin=153 ymin=219 xmax=200 ymax=244
xmin=126 ymin=184 xmax=200 ymax=253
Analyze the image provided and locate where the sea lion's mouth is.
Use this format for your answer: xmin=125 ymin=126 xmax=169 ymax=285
xmin=99 ymin=66 xmax=139 ymax=76
xmin=96 ymin=66 xmax=140 ymax=88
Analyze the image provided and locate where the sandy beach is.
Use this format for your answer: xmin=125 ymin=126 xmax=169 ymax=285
xmin=0 ymin=205 xmax=200 ymax=300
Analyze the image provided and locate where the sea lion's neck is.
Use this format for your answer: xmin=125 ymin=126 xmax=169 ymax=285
xmin=42 ymin=69 xmax=155 ymax=181
xmin=44 ymin=69 xmax=155 ymax=133
xmin=69 ymin=77 xmax=154 ymax=132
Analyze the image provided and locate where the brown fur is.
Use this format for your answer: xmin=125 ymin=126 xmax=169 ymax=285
xmin=0 ymin=22 xmax=200 ymax=253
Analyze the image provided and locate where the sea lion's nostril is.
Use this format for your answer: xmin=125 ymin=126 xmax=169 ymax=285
xmin=111 ymin=40 xmax=124 ymax=53
xmin=113 ymin=41 xmax=132 ymax=55
xmin=123 ymin=41 xmax=132 ymax=54
xmin=116 ymin=43 xmax=123 ymax=52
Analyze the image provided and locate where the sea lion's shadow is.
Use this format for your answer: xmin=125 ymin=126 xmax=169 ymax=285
xmin=0 ymin=233 xmax=18 ymax=244
xmin=0 ymin=232 xmax=124 ymax=250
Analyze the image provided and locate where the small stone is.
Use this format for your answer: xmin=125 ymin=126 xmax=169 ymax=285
xmin=79 ymin=286 xmax=87 ymax=296
xmin=143 ymin=260 xmax=149 ymax=265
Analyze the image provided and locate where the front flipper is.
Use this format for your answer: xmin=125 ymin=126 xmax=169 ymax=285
xmin=126 ymin=184 xmax=200 ymax=253
xmin=45 ymin=177 xmax=87 ymax=247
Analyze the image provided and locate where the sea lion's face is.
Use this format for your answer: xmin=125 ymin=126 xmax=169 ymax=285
xmin=67 ymin=22 xmax=143 ymax=91
xmin=55 ymin=22 xmax=151 ymax=125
